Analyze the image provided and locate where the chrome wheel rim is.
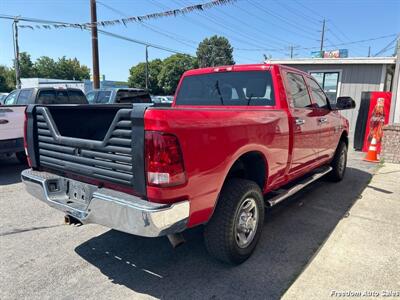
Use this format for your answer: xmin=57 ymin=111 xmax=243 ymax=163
xmin=234 ymin=198 xmax=259 ymax=248
xmin=338 ymin=148 xmax=347 ymax=175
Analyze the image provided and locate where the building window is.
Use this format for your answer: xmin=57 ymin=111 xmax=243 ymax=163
xmin=309 ymin=71 xmax=340 ymax=103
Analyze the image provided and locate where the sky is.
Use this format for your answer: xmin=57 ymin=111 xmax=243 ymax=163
xmin=0 ymin=0 xmax=399 ymax=81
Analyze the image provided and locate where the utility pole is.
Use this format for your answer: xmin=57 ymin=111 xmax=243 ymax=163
xmin=90 ymin=0 xmax=100 ymax=89
xmin=290 ymin=45 xmax=294 ymax=59
xmin=145 ymin=46 xmax=149 ymax=90
xmin=12 ymin=18 xmax=21 ymax=89
xmin=320 ymin=19 xmax=325 ymax=53
xmin=368 ymin=46 xmax=371 ymax=57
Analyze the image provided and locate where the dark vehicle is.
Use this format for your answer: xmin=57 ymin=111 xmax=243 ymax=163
xmin=3 ymin=87 xmax=87 ymax=105
xmin=86 ymin=88 xmax=152 ymax=104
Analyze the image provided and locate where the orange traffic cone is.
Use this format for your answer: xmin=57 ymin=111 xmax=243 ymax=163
xmin=364 ymin=135 xmax=379 ymax=163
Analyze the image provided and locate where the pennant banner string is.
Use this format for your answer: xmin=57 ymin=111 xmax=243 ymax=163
xmin=18 ymin=0 xmax=236 ymax=30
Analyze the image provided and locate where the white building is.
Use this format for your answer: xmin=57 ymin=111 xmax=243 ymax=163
xmin=21 ymin=78 xmax=85 ymax=91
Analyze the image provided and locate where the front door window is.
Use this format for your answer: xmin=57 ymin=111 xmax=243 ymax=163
xmin=309 ymin=71 xmax=340 ymax=103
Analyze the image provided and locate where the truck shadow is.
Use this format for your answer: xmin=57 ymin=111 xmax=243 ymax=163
xmin=75 ymin=167 xmax=371 ymax=300
xmin=0 ymin=157 xmax=25 ymax=185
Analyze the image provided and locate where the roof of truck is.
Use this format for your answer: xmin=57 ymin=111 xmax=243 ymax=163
xmin=182 ymin=63 xmax=306 ymax=77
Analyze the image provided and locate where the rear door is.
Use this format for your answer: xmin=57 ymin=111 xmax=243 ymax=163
xmin=306 ymin=76 xmax=339 ymax=160
xmin=283 ymin=71 xmax=320 ymax=176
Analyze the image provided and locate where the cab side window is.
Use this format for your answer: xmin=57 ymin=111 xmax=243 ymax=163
xmin=306 ymin=77 xmax=329 ymax=109
xmin=285 ymin=73 xmax=312 ymax=108
xmin=86 ymin=91 xmax=96 ymax=103
xmin=17 ymin=89 xmax=33 ymax=104
xmin=4 ymin=90 xmax=18 ymax=105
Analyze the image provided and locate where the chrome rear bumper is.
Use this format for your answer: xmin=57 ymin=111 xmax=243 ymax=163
xmin=21 ymin=169 xmax=189 ymax=237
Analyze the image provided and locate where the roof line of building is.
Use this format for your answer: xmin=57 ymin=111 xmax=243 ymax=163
xmin=268 ymin=56 xmax=396 ymax=65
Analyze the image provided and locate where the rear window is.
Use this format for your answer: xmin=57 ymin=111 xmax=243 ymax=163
xmin=115 ymin=90 xmax=152 ymax=104
xmin=37 ymin=90 xmax=87 ymax=104
xmin=175 ymin=71 xmax=275 ymax=106
xmin=68 ymin=90 xmax=87 ymax=104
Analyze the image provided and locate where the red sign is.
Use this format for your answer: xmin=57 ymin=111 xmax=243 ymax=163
xmin=362 ymin=92 xmax=392 ymax=153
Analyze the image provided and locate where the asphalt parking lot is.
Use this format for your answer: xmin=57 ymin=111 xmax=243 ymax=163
xmin=0 ymin=150 xmax=377 ymax=300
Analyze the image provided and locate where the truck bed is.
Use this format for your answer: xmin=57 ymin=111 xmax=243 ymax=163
xmin=26 ymin=104 xmax=149 ymax=196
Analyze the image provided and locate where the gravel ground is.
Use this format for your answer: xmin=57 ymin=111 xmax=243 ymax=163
xmin=0 ymin=150 xmax=376 ymax=300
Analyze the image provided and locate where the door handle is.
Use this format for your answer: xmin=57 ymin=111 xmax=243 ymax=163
xmin=318 ymin=117 xmax=328 ymax=124
xmin=295 ymin=118 xmax=305 ymax=126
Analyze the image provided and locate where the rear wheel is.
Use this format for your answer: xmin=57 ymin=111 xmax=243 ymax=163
xmin=204 ymin=178 xmax=264 ymax=265
xmin=328 ymin=141 xmax=347 ymax=182
xmin=16 ymin=151 xmax=28 ymax=165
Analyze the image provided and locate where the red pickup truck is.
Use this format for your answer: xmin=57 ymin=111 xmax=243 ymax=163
xmin=22 ymin=64 xmax=355 ymax=264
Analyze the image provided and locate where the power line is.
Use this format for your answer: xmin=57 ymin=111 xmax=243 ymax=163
xmin=174 ymin=0 xmax=283 ymax=49
xmin=97 ymin=0 xmax=197 ymax=49
xmin=234 ymin=1 xmax=317 ymax=43
xmin=274 ymin=1 xmax=321 ymax=25
xmin=293 ymin=0 xmax=324 ymax=20
xmin=232 ymin=33 xmax=399 ymax=52
xmin=98 ymin=29 xmax=193 ymax=55
xmin=202 ymin=2 xmax=292 ymax=46
xmin=151 ymin=0 xmax=272 ymax=60
xmin=290 ymin=1 xmax=369 ymax=54
xmin=175 ymin=0 xmax=263 ymax=62
xmin=0 ymin=14 xmax=192 ymax=55
xmin=247 ymin=0 xmax=318 ymax=37
xmin=85 ymin=0 xmax=237 ymax=28
xmin=374 ymin=36 xmax=399 ymax=56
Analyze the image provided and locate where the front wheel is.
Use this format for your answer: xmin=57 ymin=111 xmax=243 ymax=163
xmin=328 ymin=141 xmax=347 ymax=182
xmin=204 ymin=178 xmax=264 ymax=265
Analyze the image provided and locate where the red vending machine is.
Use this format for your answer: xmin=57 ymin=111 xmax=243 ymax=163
xmin=354 ymin=91 xmax=392 ymax=153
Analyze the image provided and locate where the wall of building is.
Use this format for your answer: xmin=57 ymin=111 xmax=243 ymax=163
xmin=382 ymin=124 xmax=400 ymax=163
xmin=284 ymin=64 xmax=386 ymax=134
xmin=21 ymin=78 xmax=85 ymax=91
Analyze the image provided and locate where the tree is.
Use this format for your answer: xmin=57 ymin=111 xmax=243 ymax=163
xmin=19 ymin=52 xmax=35 ymax=78
xmin=158 ymin=54 xmax=197 ymax=95
xmin=55 ymin=56 xmax=90 ymax=80
xmin=0 ymin=65 xmax=16 ymax=92
xmin=196 ymin=35 xmax=235 ymax=68
xmin=128 ymin=59 xmax=163 ymax=94
xmin=34 ymin=56 xmax=58 ymax=78
xmin=13 ymin=53 xmax=90 ymax=81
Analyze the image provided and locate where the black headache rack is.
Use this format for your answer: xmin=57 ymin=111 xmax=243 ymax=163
xmin=25 ymin=104 xmax=152 ymax=197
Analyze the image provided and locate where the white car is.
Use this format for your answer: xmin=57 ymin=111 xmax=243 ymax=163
xmin=0 ymin=93 xmax=9 ymax=105
xmin=152 ymin=95 xmax=174 ymax=104
xmin=1 ymin=88 xmax=87 ymax=163
xmin=0 ymin=102 xmax=25 ymax=162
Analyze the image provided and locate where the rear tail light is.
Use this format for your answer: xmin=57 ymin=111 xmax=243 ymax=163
xmin=145 ymin=131 xmax=186 ymax=187
xmin=23 ymin=109 xmax=32 ymax=167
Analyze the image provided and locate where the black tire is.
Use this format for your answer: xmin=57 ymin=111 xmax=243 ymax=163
xmin=16 ymin=151 xmax=28 ymax=165
xmin=328 ymin=141 xmax=347 ymax=182
xmin=204 ymin=178 xmax=264 ymax=265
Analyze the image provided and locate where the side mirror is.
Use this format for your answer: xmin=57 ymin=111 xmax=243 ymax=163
xmin=334 ymin=96 xmax=356 ymax=110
